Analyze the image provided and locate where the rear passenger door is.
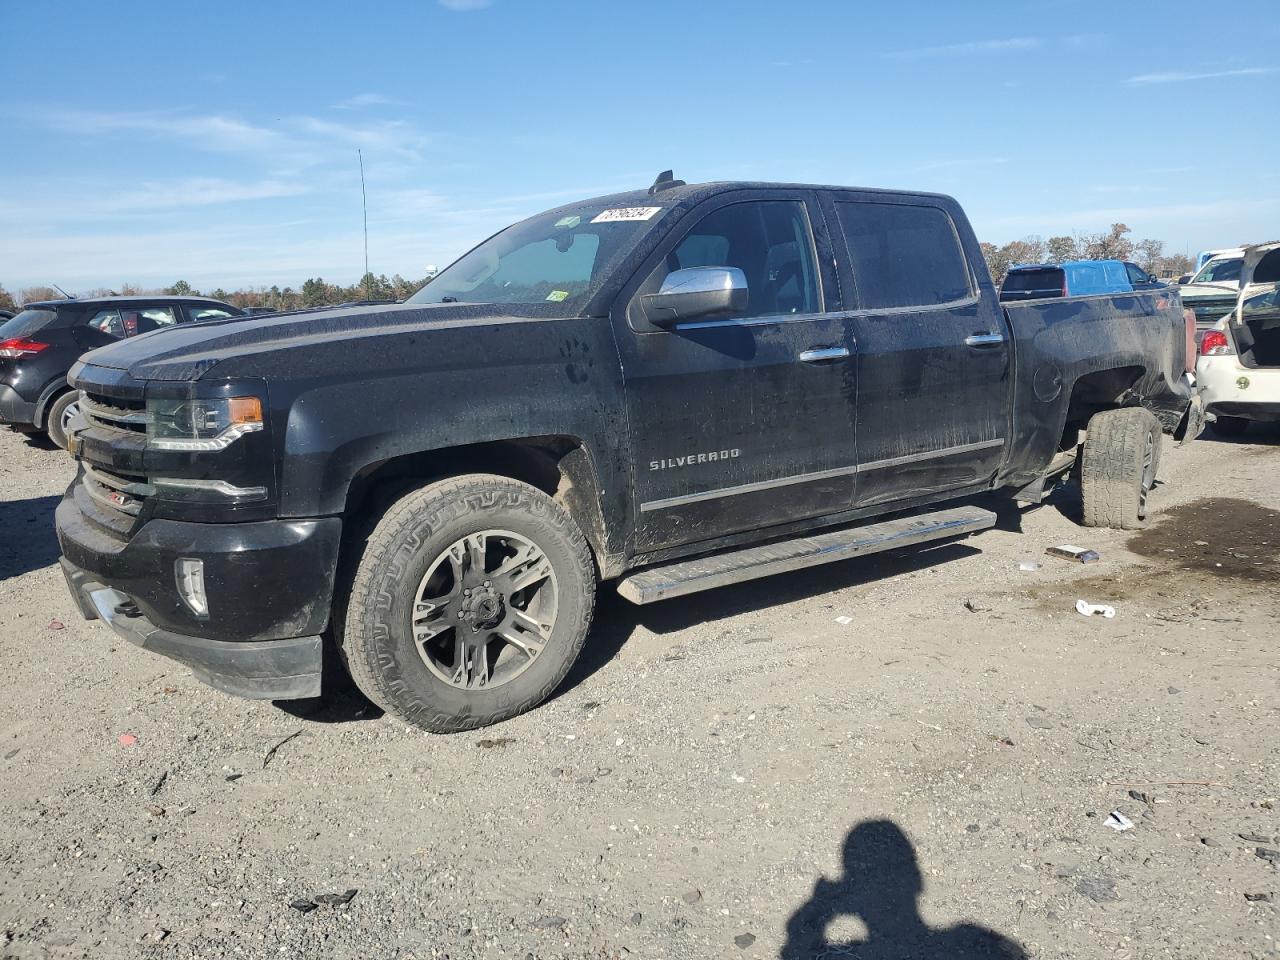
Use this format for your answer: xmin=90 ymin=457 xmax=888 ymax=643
xmin=611 ymin=190 xmax=858 ymax=553
xmin=822 ymin=193 xmax=1011 ymax=508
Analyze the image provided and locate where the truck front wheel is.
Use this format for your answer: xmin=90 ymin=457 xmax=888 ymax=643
xmin=1079 ymin=407 xmax=1162 ymax=530
xmin=339 ymin=475 xmax=596 ymax=732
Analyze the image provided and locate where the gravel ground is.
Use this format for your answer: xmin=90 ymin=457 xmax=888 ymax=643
xmin=1 ymin=425 xmax=1277 ymax=960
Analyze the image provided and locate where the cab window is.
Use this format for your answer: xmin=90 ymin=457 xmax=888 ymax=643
xmin=643 ymin=200 xmax=820 ymax=318
xmin=86 ymin=308 xmax=125 ymax=339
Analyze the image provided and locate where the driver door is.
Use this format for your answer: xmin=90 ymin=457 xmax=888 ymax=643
xmin=609 ymin=191 xmax=859 ymax=553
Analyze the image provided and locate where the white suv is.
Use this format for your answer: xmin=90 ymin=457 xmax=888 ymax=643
xmin=1196 ymin=242 xmax=1280 ymax=437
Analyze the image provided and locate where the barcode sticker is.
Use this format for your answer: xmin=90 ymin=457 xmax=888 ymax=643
xmin=590 ymin=206 xmax=662 ymax=223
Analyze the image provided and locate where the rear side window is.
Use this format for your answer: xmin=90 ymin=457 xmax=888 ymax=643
xmin=120 ymin=306 xmax=178 ymax=335
xmin=836 ymin=202 xmax=972 ymax=310
xmin=1002 ymin=269 xmax=1063 ymax=293
xmin=86 ymin=308 xmax=125 ymax=339
xmin=187 ymin=305 xmax=238 ymax=322
xmin=0 ymin=309 xmax=57 ymax=339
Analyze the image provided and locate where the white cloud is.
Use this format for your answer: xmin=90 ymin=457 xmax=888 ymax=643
xmin=438 ymin=0 xmax=492 ymax=9
xmin=0 ymin=177 xmax=312 ymax=223
xmin=333 ymin=93 xmax=405 ymax=110
xmin=1127 ymin=66 xmax=1277 ymax=85
xmin=882 ymin=37 xmax=1040 ymax=59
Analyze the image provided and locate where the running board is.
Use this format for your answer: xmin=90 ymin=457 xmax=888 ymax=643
xmin=616 ymin=505 xmax=996 ymax=605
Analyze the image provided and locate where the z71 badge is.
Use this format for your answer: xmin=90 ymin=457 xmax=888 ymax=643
xmin=650 ymin=449 xmax=740 ymax=471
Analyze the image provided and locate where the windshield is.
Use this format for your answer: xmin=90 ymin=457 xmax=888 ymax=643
xmin=0 ymin=309 xmax=58 ymax=340
xmin=1192 ymin=257 xmax=1243 ymax=285
xmin=409 ymin=204 xmax=669 ymax=312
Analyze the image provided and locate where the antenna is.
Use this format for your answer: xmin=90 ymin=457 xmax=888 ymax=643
xmin=358 ymin=149 xmax=370 ymax=301
xmin=51 ymin=283 xmax=74 ymax=300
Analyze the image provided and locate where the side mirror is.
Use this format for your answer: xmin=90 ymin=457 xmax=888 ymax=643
xmin=1177 ymin=274 xmax=1191 ymax=285
xmin=640 ymin=266 xmax=748 ymax=327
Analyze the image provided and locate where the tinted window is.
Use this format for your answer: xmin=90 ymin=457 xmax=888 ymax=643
xmin=1002 ymin=268 xmax=1063 ymax=292
xmin=0 ymin=309 xmax=58 ymax=339
xmin=653 ymin=200 xmax=820 ymax=318
xmin=187 ymin=305 xmax=238 ymax=322
xmin=836 ymin=202 xmax=971 ymax=309
xmin=121 ymin=306 xmax=177 ymax=335
xmin=86 ymin=308 xmax=125 ymax=339
xmin=1125 ymin=263 xmax=1148 ymax=285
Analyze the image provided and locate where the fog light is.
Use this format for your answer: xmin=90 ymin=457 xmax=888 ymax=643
xmin=175 ymin=558 xmax=208 ymax=617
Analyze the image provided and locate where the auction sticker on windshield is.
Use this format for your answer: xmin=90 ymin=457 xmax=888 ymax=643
xmin=591 ymin=207 xmax=662 ymax=223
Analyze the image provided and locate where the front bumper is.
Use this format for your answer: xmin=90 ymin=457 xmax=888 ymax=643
xmin=56 ymin=492 xmax=342 ymax=700
xmin=61 ymin=558 xmax=322 ymax=699
xmin=0 ymin=384 xmax=38 ymax=426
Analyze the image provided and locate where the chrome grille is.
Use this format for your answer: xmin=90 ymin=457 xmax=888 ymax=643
xmin=83 ymin=464 xmax=154 ymax=518
xmin=82 ymin=392 xmax=147 ymax=434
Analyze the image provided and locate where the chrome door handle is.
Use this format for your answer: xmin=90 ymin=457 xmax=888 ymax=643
xmin=799 ymin=346 xmax=851 ymax=363
xmin=964 ymin=333 xmax=1005 ymax=348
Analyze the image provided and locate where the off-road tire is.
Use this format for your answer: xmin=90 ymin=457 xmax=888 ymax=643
xmin=45 ymin=391 xmax=80 ymax=450
xmin=1079 ymin=407 xmax=1162 ymax=530
xmin=338 ymin=474 xmax=595 ymax=733
xmin=1210 ymin=415 xmax=1250 ymax=438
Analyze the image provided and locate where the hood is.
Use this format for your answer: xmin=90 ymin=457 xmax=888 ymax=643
xmin=78 ymin=302 xmax=543 ymax=381
xmin=1179 ymin=281 xmax=1240 ymax=299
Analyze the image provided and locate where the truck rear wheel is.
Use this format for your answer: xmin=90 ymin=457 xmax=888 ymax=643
xmin=46 ymin=391 xmax=81 ymax=450
xmin=1079 ymin=407 xmax=1162 ymax=530
xmin=338 ymin=474 xmax=595 ymax=732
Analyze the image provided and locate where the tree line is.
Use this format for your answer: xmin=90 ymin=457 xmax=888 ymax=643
xmin=1 ymin=224 xmax=1202 ymax=312
xmin=979 ymin=223 xmax=1194 ymax=283
xmin=0 ymin=272 xmax=436 ymax=313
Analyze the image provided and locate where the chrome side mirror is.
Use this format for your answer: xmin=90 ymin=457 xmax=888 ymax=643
xmin=640 ymin=266 xmax=748 ymax=327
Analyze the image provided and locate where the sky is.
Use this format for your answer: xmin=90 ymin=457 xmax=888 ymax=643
xmin=1 ymin=0 xmax=1277 ymax=294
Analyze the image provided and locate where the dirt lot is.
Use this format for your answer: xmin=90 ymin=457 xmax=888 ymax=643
xmin=1 ymin=426 xmax=1277 ymax=960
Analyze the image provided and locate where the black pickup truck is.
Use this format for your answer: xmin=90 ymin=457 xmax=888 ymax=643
xmin=56 ymin=174 xmax=1202 ymax=732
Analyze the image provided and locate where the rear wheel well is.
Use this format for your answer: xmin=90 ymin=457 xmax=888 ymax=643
xmin=1061 ymin=366 xmax=1145 ymax=441
xmin=342 ymin=436 xmax=611 ymax=573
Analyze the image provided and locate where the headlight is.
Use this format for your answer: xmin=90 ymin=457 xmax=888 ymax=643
xmin=147 ymin=396 xmax=263 ymax=451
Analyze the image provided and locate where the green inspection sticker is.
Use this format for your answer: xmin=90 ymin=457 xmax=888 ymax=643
xmin=545 ymin=290 xmax=570 ymax=302
xmin=554 ymin=216 xmax=581 ymax=228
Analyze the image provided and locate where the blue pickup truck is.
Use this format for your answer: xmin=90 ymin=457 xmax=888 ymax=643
xmin=1000 ymin=260 xmax=1165 ymax=301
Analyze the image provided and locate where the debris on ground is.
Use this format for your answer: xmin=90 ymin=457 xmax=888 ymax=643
xmin=531 ymin=915 xmax=567 ymax=930
xmin=47 ymin=619 xmax=65 ymax=630
xmin=963 ymin=598 xmax=990 ymax=613
xmin=146 ymin=804 xmax=165 ymax=817
xmin=834 ymin=615 xmax=853 ymax=625
xmin=313 ymin=888 xmax=358 ymax=906
xmin=681 ymin=889 xmax=702 ymax=904
xmin=149 ymin=770 xmax=168 ymax=797
xmin=1075 ymin=600 xmax=1116 ymax=618
xmin=1047 ymin=545 xmax=1101 ymax=564
xmin=288 ymin=899 xmax=318 ymax=913
xmin=1026 ymin=717 xmax=1053 ymax=729
xmin=1244 ymin=893 xmax=1274 ymax=903
xmin=1075 ymin=877 xmax=1119 ymax=903
xmin=1017 ymin=561 xmax=1041 ymax=572
xmin=735 ymin=932 xmax=757 ymax=948
xmin=477 ymin=737 xmax=516 ymax=749
xmin=1104 ymin=811 xmax=1135 ymax=832
xmin=1239 ymin=832 xmax=1275 ymax=844
xmin=1255 ymin=848 xmax=1280 ymax=865
xmin=261 ymin=730 xmax=303 ymax=769
xmin=117 ymin=734 xmax=138 ymax=747
xmin=1127 ymin=789 xmax=1154 ymax=805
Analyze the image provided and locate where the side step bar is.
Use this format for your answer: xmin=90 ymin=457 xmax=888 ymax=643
xmin=616 ymin=505 xmax=996 ymax=605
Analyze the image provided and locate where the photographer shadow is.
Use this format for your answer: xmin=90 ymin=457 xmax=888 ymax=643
xmin=782 ymin=820 xmax=1026 ymax=959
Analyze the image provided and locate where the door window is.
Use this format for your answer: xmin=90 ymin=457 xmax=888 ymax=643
xmin=86 ymin=308 xmax=125 ymax=339
xmin=648 ymin=200 xmax=820 ymax=318
xmin=1125 ymin=263 xmax=1149 ymax=286
xmin=187 ymin=306 xmax=238 ymax=322
xmin=120 ymin=306 xmax=178 ymax=335
xmin=836 ymin=202 xmax=972 ymax=309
